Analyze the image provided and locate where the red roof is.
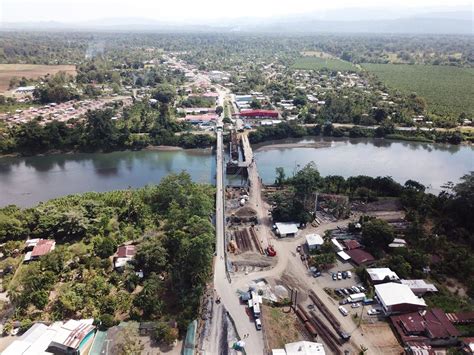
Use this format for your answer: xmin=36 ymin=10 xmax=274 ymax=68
xmin=343 ymin=240 xmax=361 ymax=250
xmin=117 ymin=245 xmax=136 ymax=258
xmin=345 ymin=249 xmax=375 ymax=265
xmin=31 ymin=239 xmax=55 ymax=257
xmin=238 ymin=109 xmax=279 ymax=118
xmin=391 ymin=309 xmax=460 ymax=344
xmin=446 ymin=311 xmax=474 ymax=324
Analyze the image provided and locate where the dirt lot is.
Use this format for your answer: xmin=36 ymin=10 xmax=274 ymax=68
xmin=0 ymin=64 xmax=77 ymax=93
xmin=359 ymin=322 xmax=403 ymax=355
xmin=261 ymin=304 xmax=305 ymax=349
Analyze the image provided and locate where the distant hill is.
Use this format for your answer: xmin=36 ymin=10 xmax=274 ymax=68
xmin=1 ymin=9 xmax=472 ymax=35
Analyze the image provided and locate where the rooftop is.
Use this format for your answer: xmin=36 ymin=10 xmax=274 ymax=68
xmin=284 ymin=341 xmax=326 ymax=355
xmin=30 ymin=239 xmax=56 ymax=258
xmin=400 ymin=279 xmax=438 ymax=293
xmin=375 ymin=283 xmax=426 ymax=308
xmin=391 ymin=309 xmax=460 ymax=344
xmin=305 ymin=234 xmax=324 ymax=246
xmin=275 ymin=222 xmax=299 ymax=236
xmin=345 ymin=248 xmax=375 ymax=265
xmin=343 ymin=239 xmax=361 ymax=250
xmin=367 ymin=268 xmax=400 ymax=282
xmin=117 ymin=245 xmax=136 ymax=258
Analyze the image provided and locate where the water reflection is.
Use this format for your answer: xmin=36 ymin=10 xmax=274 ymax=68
xmin=0 ymin=149 xmax=216 ymax=207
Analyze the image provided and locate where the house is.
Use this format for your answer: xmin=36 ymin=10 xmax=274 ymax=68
xmin=400 ymin=279 xmax=438 ymax=296
xmin=24 ymin=239 xmax=56 ymax=262
xmin=114 ymin=245 xmax=137 ymax=268
xmin=390 ymin=309 xmax=460 ymax=348
xmin=275 ymin=222 xmax=299 ymax=238
xmin=305 ymin=234 xmax=324 ymax=251
xmin=375 ymin=282 xmax=427 ymax=315
xmin=343 ymin=239 xmax=361 ymax=250
xmin=337 ymin=251 xmax=351 ymax=262
xmin=445 ymin=311 xmax=474 ymax=325
xmin=345 ymin=249 xmax=375 ymax=266
xmin=366 ymin=268 xmax=400 ymax=285
xmin=3 ymin=319 xmax=95 ymax=355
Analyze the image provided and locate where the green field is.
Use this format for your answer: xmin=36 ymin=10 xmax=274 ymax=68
xmin=363 ymin=64 xmax=474 ymax=118
xmin=292 ymin=57 xmax=358 ymax=71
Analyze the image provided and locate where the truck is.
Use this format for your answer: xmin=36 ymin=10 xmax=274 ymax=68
xmin=348 ymin=292 xmax=366 ymax=303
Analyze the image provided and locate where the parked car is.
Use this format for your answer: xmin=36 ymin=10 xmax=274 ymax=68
xmin=343 ymin=289 xmax=350 ymax=296
xmin=296 ymin=245 xmax=301 ymax=253
xmin=367 ymin=309 xmax=382 ymax=316
xmin=255 ymin=318 xmax=262 ymax=330
xmin=358 ymin=285 xmax=366 ymax=292
xmin=342 ymin=271 xmax=348 ymax=279
xmin=339 ymin=299 xmax=348 ymax=305
xmin=332 ymin=273 xmax=337 ymax=281
xmin=339 ymin=306 xmax=349 ymax=316
xmin=351 ymin=286 xmax=360 ymax=293
xmin=347 ymin=271 xmax=352 ymax=278
xmin=351 ymin=303 xmax=360 ymax=308
xmin=337 ymin=272 xmax=342 ymax=280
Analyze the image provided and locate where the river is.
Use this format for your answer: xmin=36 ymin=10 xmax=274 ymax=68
xmin=254 ymin=137 xmax=473 ymax=192
xmin=0 ymin=138 xmax=472 ymax=207
xmin=0 ymin=149 xmax=216 ymax=207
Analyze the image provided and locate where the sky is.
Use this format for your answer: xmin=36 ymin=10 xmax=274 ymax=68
xmin=0 ymin=0 xmax=471 ymax=23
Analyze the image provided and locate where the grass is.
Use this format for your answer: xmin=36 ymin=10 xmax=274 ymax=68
xmin=262 ymin=305 xmax=303 ymax=349
xmin=0 ymin=64 xmax=76 ymax=93
xmin=363 ymin=64 xmax=474 ymax=118
xmin=292 ymin=57 xmax=358 ymax=72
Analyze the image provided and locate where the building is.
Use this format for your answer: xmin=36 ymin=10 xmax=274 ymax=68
xmin=400 ymin=279 xmax=438 ymax=296
xmin=445 ymin=311 xmax=474 ymax=325
xmin=238 ymin=109 xmax=279 ymax=119
xmin=331 ymin=238 xmax=344 ymax=252
xmin=366 ymin=268 xmax=400 ymax=284
xmin=272 ymin=341 xmax=326 ymax=355
xmin=181 ymin=113 xmax=218 ymax=124
xmin=114 ymin=245 xmax=137 ymax=268
xmin=275 ymin=222 xmax=299 ymax=238
xmin=3 ymin=319 xmax=95 ymax=355
xmin=305 ymin=234 xmax=324 ymax=251
xmin=24 ymin=239 xmax=56 ymax=262
xmin=343 ymin=239 xmax=361 ymax=250
xmin=345 ymin=249 xmax=375 ymax=266
xmin=389 ymin=238 xmax=407 ymax=248
xmin=375 ymin=282 xmax=427 ymax=315
xmin=391 ymin=309 xmax=460 ymax=348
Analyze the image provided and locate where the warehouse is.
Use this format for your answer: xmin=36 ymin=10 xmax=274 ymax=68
xmin=375 ymin=282 xmax=427 ymax=315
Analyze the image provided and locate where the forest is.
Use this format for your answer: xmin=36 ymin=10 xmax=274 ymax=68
xmin=0 ymin=172 xmax=215 ymax=338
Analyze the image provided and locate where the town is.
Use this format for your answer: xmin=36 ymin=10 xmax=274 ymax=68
xmin=0 ymin=19 xmax=473 ymax=355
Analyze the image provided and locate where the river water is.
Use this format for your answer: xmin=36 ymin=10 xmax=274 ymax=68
xmin=254 ymin=138 xmax=473 ymax=192
xmin=0 ymin=149 xmax=216 ymax=207
xmin=0 ymin=138 xmax=472 ymax=207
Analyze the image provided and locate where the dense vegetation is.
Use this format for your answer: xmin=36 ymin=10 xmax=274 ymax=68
xmin=363 ymin=64 xmax=474 ymax=118
xmin=0 ymin=173 xmax=215 ymax=334
xmin=271 ymin=164 xmax=474 ymax=303
xmin=292 ymin=56 xmax=358 ymax=71
xmin=248 ymin=122 xmax=466 ymax=145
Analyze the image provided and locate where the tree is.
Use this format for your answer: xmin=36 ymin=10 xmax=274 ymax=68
xmin=361 ymin=219 xmax=394 ymax=256
xmin=136 ymin=239 xmax=168 ymax=275
xmin=93 ymin=237 xmax=117 ymax=259
xmin=215 ymin=106 xmax=223 ymax=115
xmin=152 ymin=321 xmax=178 ymax=345
xmin=275 ymin=167 xmax=286 ymax=186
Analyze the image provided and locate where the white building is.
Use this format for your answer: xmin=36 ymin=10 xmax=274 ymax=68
xmin=272 ymin=341 xmax=326 ymax=355
xmin=375 ymin=282 xmax=427 ymax=315
xmin=305 ymin=234 xmax=324 ymax=251
xmin=400 ymin=279 xmax=438 ymax=296
xmin=275 ymin=222 xmax=299 ymax=238
xmin=366 ymin=268 xmax=400 ymax=284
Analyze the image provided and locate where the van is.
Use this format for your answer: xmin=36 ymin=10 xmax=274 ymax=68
xmin=338 ymin=306 xmax=349 ymax=316
xmin=255 ymin=318 xmax=262 ymax=330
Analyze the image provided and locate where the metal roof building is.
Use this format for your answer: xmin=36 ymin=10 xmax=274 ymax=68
xmin=375 ymin=283 xmax=427 ymax=315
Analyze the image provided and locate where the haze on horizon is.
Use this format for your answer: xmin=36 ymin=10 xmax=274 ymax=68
xmin=0 ymin=0 xmax=472 ymax=24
